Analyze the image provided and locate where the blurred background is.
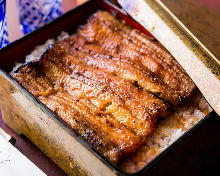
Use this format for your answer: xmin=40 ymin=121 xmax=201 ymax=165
xmin=6 ymin=0 xmax=87 ymax=42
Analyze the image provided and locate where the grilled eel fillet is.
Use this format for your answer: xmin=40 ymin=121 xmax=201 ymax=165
xmin=14 ymin=10 xmax=196 ymax=165
xmin=15 ymin=44 xmax=170 ymax=165
xmin=77 ymin=11 xmax=196 ymax=105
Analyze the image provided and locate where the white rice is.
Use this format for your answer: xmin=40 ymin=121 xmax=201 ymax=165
xmin=10 ymin=32 xmax=212 ymax=174
xmin=10 ymin=31 xmax=70 ymax=78
xmin=121 ymin=93 xmax=212 ymax=173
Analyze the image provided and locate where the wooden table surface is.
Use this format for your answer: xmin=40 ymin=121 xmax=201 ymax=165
xmin=0 ymin=0 xmax=219 ymax=175
xmin=162 ymin=0 xmax=220 ymax=62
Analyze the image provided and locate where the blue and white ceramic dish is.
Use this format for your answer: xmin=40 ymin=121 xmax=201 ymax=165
xmin=0 ymin=0 xmax=9 ymax=49
xmin=17 ymin=0 xmax=62 ymax=34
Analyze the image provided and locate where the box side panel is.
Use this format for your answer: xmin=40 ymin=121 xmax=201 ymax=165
xmin=0 ymin=73 xmax=116 ymax=176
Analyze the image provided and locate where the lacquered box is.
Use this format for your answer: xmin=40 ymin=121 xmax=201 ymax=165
xmin=0 ymin=0 xmax=219 ymax=175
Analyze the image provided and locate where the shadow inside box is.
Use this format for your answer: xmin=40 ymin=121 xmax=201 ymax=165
xmin=0 ymin=108 xmax=66 ymax=176
xmin=196 ymin=159 xmax=220 ymax=176
xmin=141 ymin=111 xmax=220 ymax=176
